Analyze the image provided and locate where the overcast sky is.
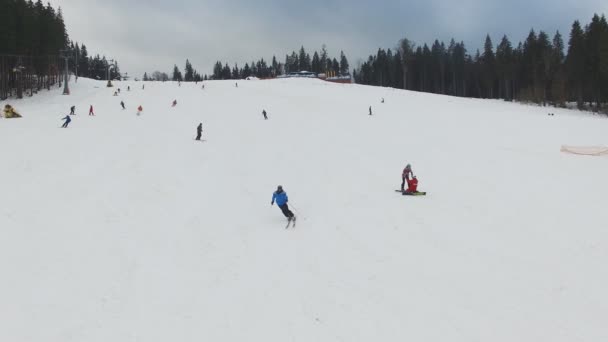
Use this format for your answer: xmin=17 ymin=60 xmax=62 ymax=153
xmin=52 ymin=0 xmax=607 ymax=78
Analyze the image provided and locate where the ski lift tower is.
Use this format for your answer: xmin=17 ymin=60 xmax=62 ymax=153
xmin=106 ymin=59 xmax=116 ymax=87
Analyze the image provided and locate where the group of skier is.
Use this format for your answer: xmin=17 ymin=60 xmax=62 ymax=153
xmin=53 ymin=83 xmax=424 ymax=228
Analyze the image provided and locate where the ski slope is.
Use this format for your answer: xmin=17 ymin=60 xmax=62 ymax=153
xmin=1 ymin=78 xmax=607 ymax=342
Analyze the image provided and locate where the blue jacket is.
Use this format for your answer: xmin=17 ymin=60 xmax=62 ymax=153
xmin=272 ymin=191 xmax=288 ymax=206
xmin=62 ymin=115 xmax=71 ymax=123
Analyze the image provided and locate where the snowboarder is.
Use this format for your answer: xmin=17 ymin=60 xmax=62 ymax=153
xmin=137 ymin=105 xmax=143 ymax=116
xmin=402 ymin=175 xmax=425 ymax=195
xmin=89 ymin=105 xmax=94 ymax=116
xmin=61 ymin=115 xmax=71 ymax=128
xmin=120 ymin=101 xmax=125 ymax=110
xmin=262 ymin=110 xmax=268 ymax=120
xmin=369 ymin=106 xmax=372 ymax=115
xmin=271 ymin=185 xmax=296 ymax=224
xmin=70 ymin=105 xmax=75 ymax=115
xmin=195 ymin=123 xmax=203 ymax=140
xmin=172 ymin=100 xmax=177 ymax=107
xmin=401 ymin=164 xmax=414 ymax=192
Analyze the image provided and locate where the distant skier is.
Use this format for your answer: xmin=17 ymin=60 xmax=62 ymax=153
xmin=70 ymin=105 xmax=75 ymax=115
xmin=381 ymin=98 xmax=385 ymax=103
xmin=137 ymin=105 xmax=143 ymax=116
xmin=117 ymin=88 xmax=121 ymax=93
xmin=369 ymin=106 xmax=372 ymax=115
xmin=195 ymin=123 xmax=203 ymax=140
xmin=202 ymin=84 xmax=205 ymax=90
xmin=262 ymin=110 xmax=268 ymax=120
xmin=61 ymin=115 xmax=71 ymax=128
xmin=120 ymin=101 xmax=125 ymax=110
xmin=401 ymin=164 xmax=413 ymax=192
xmin=271 ymin=185 xmax=296 ymax=224
xmin=113 ymin=91 xmax=118 ymax=96
xmin=142 ymin=84 xmax=145 ymax=90
xmin=127 ymin=86 xmax=130 ymax=91
xmin=235 ymin=82 xmax=238 ymax=88
xmin=172 ymin=100 xmax=177 ymax=107
xmin=89 ymin=105 xmax=95 ymax=116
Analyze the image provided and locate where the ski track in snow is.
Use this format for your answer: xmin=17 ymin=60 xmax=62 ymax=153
xmin=1 ymin=78 xmax=608 ymax=342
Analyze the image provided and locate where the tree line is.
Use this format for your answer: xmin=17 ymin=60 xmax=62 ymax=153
xmin=354 ymin=14 xmax=608 ymax=112
xmin=0 ymin=0 xmax=119 ymax=99
xmin=143 ymin=45 xmax=350 ymax=82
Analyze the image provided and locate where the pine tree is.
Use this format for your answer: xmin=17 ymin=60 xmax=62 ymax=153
xmin=172 ymin=65 xmax=183 ymax=81
xmin=399 ymin=38 xmax=415 ymax=90
xmin=184 ymin=59 xmax=194 ymax=82
xmin=496 ymin=35 xmax=514 ymax=100
xmin=482 ymin=34 xmax=496 ymax=98
xmin=339 ymin=51 xmax=349 ymax=75
xmin=567 ymin=21 xmax=586 ymax=109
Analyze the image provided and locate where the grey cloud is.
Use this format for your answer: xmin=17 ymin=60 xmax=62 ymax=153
xmin=52 ymin=0 xmax=607 ymax=78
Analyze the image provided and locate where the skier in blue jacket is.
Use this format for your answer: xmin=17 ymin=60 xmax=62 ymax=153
xmin=61 ymin=115 xmax=71 ymax=128
xmin=271 ymin=185 xmax=295 ymax=222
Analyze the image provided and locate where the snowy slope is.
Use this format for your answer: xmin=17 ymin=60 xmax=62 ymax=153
xmin=1 ymin=78 xmax=607 ymax=342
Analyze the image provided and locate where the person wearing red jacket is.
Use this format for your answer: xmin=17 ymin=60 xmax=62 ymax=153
xmin=406 ymin=176 xmax=418 ymax=193
xmin=89 ymin=105 xmax=94 ymax=116
xmin=402 ymin=175 xmax=426 ymax=195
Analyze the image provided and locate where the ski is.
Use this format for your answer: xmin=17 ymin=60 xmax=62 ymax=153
xmin=285 ymin=216 xmax=297 ymax=229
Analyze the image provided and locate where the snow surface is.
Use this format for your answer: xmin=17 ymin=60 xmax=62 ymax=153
xmin=1 ymin=78 xmax=608 ymax=342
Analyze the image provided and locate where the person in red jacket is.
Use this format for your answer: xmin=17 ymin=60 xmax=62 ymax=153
xmin=402 ymin=175 xmax=426 ymax=195
xmin=405 ymin=176 xmax=418 ymax=193
xmin=89 ymin=105 xmax=94 ymax=116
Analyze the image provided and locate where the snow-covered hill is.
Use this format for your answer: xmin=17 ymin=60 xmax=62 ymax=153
xmin=1 ymin=78 xmax=607 ymax=342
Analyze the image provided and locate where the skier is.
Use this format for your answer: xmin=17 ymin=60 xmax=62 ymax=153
xmin=118 ymin=88 xmax=121 ymax=93
xmin=369 ymin=106 xmax=372 ymax=115
xmin=70 ymin=105 xmax=76 ymax=115
xmin=113 ymin=91 xmax=118 ymax=96
xmin=235 ymin=82 xmax=238 ymax=88
xmin=195 ymin=123 xmax=203 ymax=140
xmin=262 ymin=110 xmax=268 ymax=120
xmin=137 ymin=105 xmax=143 ymax=116
xmin=142 ymin=84 xmax=145 ymax=90
xmin=381 ymin=98 xmax=385 ymax=103
xmin=61 ymin=115 xmax=71 ymax=128
xmin=172 ymin=100 xmax=177 ymax=107
xmin=271 ymin=185 xmax=296 ymax=225
xmin=127 ymin=86 xmax=130 ymax=91
xmin=89 ymin=105 xmax=95 ymax=116
xmin=120 ymin=101 xmax=125 ymax=110
xmin=401 ymin=164 xmax=414 ymax=192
